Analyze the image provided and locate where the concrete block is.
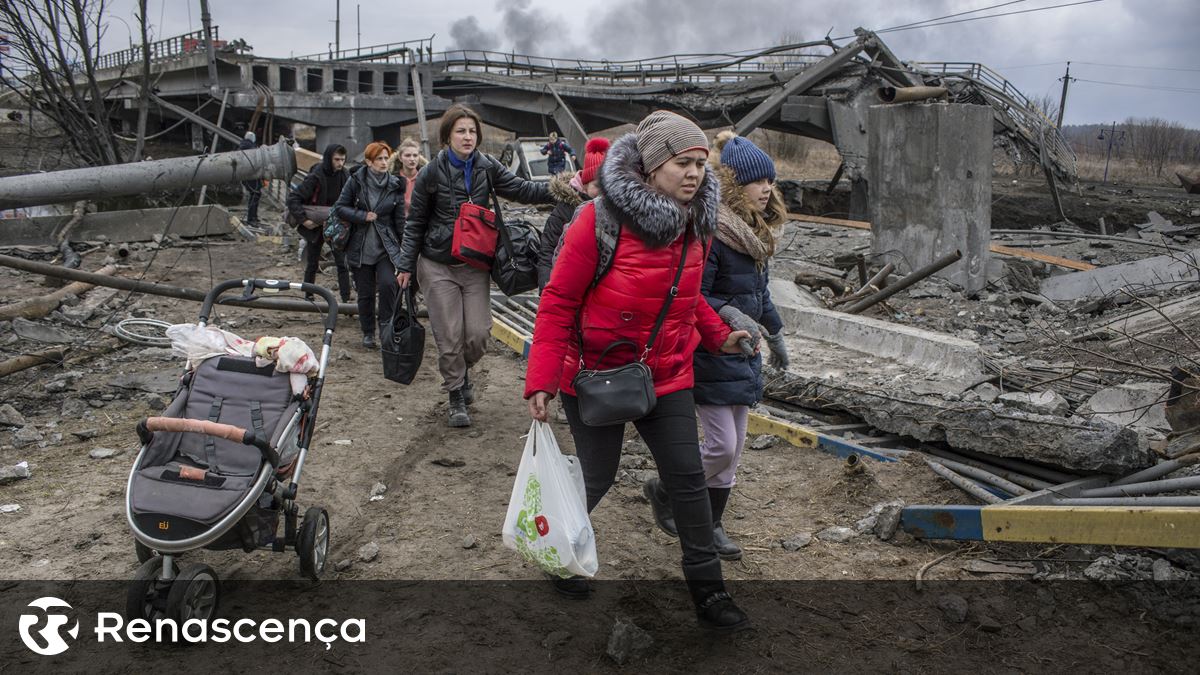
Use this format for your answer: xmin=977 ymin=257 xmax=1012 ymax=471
xmin=867 ymin=103 xmax=992 ymax=295
xmin=1079 ymin=382 xmax=1172 ymax=435
xmin=1040 ymin=249 xmax=1200 ymax=301
xmin=773 ymin=301 xmax=982 ymax=380
xmin=1 ymin=205 xmax=236 ymax=246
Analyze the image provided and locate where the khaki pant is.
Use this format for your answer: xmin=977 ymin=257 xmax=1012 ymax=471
xmin=416 ymin=256 xmax=492 ymax=392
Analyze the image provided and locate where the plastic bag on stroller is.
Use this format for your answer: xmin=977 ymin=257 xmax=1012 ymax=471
xmin=502 ymin=421 xmax=598 ymax=578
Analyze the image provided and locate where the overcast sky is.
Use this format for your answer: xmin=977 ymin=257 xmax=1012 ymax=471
xmin=97 ymin=0 xmax=1200 ymax=128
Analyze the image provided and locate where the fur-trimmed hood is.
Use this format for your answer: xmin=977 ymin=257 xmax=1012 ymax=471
xmin=597 ymin=134 xmax=719 ymax=249
xmin=548 ymin=170 xmax=584 ymax=207
xmin=714 ymin=163 xmax=786 ymax=231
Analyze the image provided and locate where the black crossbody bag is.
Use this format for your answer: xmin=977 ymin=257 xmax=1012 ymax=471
xmin=571 ymin=237 xmax=689 ymax=427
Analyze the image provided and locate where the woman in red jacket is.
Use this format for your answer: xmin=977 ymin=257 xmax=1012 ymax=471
xmin=526 ymin=111 xmax=753 ymax=631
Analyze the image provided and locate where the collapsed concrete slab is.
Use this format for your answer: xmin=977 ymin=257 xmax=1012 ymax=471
xmin=1079 ymin=383 xmax=1172 ymax=437
xmin=1040 ymin=249 xmax=1200 ymax=301
xmin=1 ymin=205 xmax=236 ymax=246
xmin=772 ymin=292 xmax=982 ymax=381
xmin=766 ymin=374 xmax=1152 ymax=475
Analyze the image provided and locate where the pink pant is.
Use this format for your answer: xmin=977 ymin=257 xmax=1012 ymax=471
xmin=697 ymin=404 xmax=749 ymax=488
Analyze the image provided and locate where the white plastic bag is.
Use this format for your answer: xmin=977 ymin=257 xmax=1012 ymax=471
xmin=502 ymin=421 xmax=598 ymax=578
xmin=166 ymin=323 xmax=253 ymax=368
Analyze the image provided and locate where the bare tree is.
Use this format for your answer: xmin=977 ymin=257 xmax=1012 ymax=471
xmin=0 ymin=0 xmax=126 ymax=166
xmin=131 ymin=0 xmax=151 ymax=161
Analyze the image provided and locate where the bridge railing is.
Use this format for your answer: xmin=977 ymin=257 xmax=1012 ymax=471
xmin=915 ymin=61 xmax=1076 ymax=176
xmin=293 ymin=36 xmax=435 ymax=63
xmin=429 ymin=47 xmax=832 ymax=85
xmin=93 ymin=28 xmax=222 ymax=71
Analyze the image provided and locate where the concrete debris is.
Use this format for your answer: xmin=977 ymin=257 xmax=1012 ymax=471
xmin=972 ymin=382 xmax=1001 ymax=403
xmin=769 ymin=375 xmax=1152 ymax=474
xmin=0 ymin=461 xmax=31 ymax=485
xmin=1151 ymin=558 xmax=1194 ymax=581
xmin=11 ymin=317 xmax=73 ymax=343
xmin=462 ymin=534 xmax=478 ymax=549
xmin=13 ymin=425 xmax=44 ymax=448
xmin=1083 ymin=554 xmax=1156 ymax=582
xmin=357 ymin=541 xmax=380 ymax=563
xmin=111 ymin=372 xmax=180 ymax=394
xmin=997 ymin=390 xmax=1071 ymax=417
xmin=976 ymin=614 xmax=1003 ymax=633
xmin=749 ymin=434 xmax=780 ymax=450
xmin=781 ymin=532 xmax=814 ymax=551
xmin=606 ymin=617 xmax=654 ymax=665
xmin=334 ymin=559 xmax=353 ymax=572
xmin=88 ymin=447 xmax=123 ymax=460
xmin=70 ymin=429 xmax=98 ymax=440
xmin=936 ymin=594 xmax=969 ymax=624
xmin=542 ymin=630 xmax=572 ymax=649
xmin=0 ymin=404 xmax=26 ymax=427
xmin=1079 ymin=383 xmax=1172 ymax=436
xmin=1040 ymin=248 xmax=1200 ymax=301
xmin=0 ymin=504 xmax=20 ymax=513
xmin=855 ymin=500 xmax=905 ymax=539
xmin=816 ymin=526 xmax=857 ymax=543
xmin=368 ymin=482 xmax=387 ymax=501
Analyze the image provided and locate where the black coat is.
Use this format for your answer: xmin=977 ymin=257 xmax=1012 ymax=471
xmin=333 ymin=166 xmax=407 ymax=269
xmin=692 ymin=239 xmax=783 ymax=406
xmin=286 ymin=144 xmax=349 ymax=243
xmin=397 ymin=149 xmax=552 ymax=272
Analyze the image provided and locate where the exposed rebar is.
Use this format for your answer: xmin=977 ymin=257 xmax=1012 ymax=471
xmin=844 ymin=250 xmax=963 ymax=314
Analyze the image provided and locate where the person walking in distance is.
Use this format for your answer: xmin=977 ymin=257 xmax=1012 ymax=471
xmin=238 ymin=131 xmax=262 ymax=225
xmin=397 ymin=104 xmax=552 ymax=427
xmin=333 ymin=142 xmax=408 ymax=349
xmin=526 ymin=111 xmax=754 ymax=631
xmin=690 ymin=130 xmax=790 ymax=560
xmin=539 ymin=131 xmax=576 ymax=175
xmin=287 ymin=143 xmax=353 ymax=303
xmin=537 ymin=136 xmax=609 ymax=291
xmin=388 ymin=137 xmax=428 ymax=213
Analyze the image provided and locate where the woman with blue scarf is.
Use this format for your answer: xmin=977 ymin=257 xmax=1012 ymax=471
xmin=397 ymin=104 xmax=552 ymax=427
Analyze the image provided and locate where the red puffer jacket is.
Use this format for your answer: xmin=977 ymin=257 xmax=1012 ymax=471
xmin=525 ymin=133 xmax=730 ymax=399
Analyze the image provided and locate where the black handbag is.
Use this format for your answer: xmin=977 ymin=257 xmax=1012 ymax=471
xmin=570 ymin=237 xmax=689 ymax=426
xmin=380 ymin=286 xmax=425 ymax=385
xmin=489 ymin=184 xmax=540 ymax=296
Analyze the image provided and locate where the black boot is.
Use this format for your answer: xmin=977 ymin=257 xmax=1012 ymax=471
xmin=448 ymin=389 xmax=471 ymax=428
xmin=548 ymin=574 xmax=591 ymax=599
xmin=695 ymin=590 xmax=750 ymax=632
xmin=362 ymin=333 xmax=376 ymax=350
xmin=462 ymin=372 xmax=475 ymax=406
xmin=642 ymin=478 xmax=677 ymax=537
xmin=708 ymin=487 xmax=742 ymax=561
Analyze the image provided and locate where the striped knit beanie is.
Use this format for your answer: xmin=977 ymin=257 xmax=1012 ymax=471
xmin=718 ymin=132 xmax=776 ymax=185
xmin=635 ymin=111 xmax=709 ymax=173
xmin=578 ymin=137 xmax=611 ymax=185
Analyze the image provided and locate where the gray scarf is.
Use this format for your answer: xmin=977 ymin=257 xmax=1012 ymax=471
xmin=364 ymin=167 xmax=389 ymax=211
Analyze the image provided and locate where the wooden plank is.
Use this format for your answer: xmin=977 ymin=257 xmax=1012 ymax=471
xmin=989 ymin=243 xmax=1096 ymax=271
xmin=787 ymin=213 xmax=1095 ymax=271
xmin=295 ymin=147 xmax=322 ymax=173
xmin=982 ymin=505 xmax=1200 ymax=548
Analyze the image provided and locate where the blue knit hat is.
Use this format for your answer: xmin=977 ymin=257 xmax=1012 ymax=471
xmin=718 ymin=132 xmax=776 ymax=185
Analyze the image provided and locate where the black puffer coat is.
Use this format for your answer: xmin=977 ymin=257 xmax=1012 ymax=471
xmin=333 ymin=165 xmax=407 ymax=269
xmin=397 ymin=149 xmax=552 ymax=272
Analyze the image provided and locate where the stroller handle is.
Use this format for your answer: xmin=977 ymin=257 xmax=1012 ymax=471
xmin=139 ymin=417 xmax=280 ymax=468
xmin=199 ymin=279 xmax=339 ymax=332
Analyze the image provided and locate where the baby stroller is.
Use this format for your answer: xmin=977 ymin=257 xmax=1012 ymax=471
xmin=124 ymin=279 xmax=337 ymax=623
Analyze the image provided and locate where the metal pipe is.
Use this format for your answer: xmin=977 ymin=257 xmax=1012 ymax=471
xmin=926 ymin=460 xmax=1004 ymax=504
xmin=878 ymin=85 xmax=948 ymax=103
xmin=924 ymin=447 xmax=1050 ymax=491
xmin=844 ymin=250 xmax=962 ymax=314
xmin=1111 ymin=458 xmax=1195 ymax=487
xmin=1078 ymin=474 xmax=1200 ymax=498
xmin=1052 ymin=496 xmax=1200 ymax=507
xmin=928 ymin=457 xmax=1029 ymax=496
xmin=947 ymin=446 xmax=1079 ymax=484
xmin=0 ymin=140 xmax=297 ymax=211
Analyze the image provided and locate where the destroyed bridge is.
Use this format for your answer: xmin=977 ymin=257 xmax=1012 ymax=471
xmin=74 ymin=27 xmax=1071 ymax=221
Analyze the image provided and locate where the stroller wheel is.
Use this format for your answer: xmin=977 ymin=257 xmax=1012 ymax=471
xmin=298 ymin=506 xmax=330 ymax=580
xmin=126 ymin=555 xmax=178 ymax=622
xmin=135 ymin=539 xmax=160 ymax=564
xmin=166 ymin=564 xmax=221 ymax=624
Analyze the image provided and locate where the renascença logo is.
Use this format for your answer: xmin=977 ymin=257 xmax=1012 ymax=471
xmin=18 ymin=597 xmax=80 ymax=656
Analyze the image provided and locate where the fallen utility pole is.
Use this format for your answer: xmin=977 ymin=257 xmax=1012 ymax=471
xmin=0 ymin=140 xmax=296 ymax=211
xmin=0 ymin=254 xmax=356 ymax=317
xmin=844 ymin=250 xmax=962 ymax=314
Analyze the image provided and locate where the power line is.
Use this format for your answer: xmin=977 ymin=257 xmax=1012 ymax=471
xmin=879 ymin=0 xmax=1032 ymax=32
xmin=871 ymin=0 xmax=1108 ymax=36
xmin=1074 ymin=78 xmax=1200 ymax=94
xmin=1075 ymin=61 xmax=1200 ymax=74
